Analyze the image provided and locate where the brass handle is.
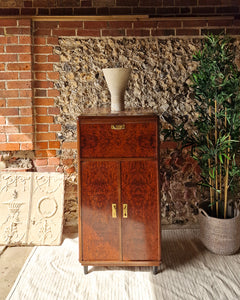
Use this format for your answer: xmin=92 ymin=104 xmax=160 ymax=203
xmin=111 ymin=124 xmax=125 ymax=130
xmin=123 ymin=204 xmax=128 ymax=218
xmin=112 ymin=204 xmax=117 ymax=218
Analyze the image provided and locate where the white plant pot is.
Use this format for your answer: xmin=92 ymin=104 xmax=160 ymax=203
xmin=103 ymin=68 xmax=131 ymax=112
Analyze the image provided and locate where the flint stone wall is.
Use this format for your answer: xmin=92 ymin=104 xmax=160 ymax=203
xmin=54 ymin=37 xmax=203 ymax=226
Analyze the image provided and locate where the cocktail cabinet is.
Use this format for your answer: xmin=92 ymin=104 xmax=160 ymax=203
xmin=77 ymin=113 xmax=161 ymax=274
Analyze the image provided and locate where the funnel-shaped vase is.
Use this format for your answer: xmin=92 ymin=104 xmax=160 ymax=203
xmin=103 ymin=68 xmax=131 ymax=112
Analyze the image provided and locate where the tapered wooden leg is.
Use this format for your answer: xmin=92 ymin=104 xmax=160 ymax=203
xmin=153 ymin=266 xmax=158 ymax=275
xmin=84 ymin=266 xmax=88 ymax=275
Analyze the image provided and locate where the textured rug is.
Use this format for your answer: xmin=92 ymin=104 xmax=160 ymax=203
xmin=6 ymin=229 xmax=240 ymax=300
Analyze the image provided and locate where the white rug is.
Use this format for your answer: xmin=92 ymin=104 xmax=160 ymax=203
xmin=6 ymin=229 xmax=240 ymax=300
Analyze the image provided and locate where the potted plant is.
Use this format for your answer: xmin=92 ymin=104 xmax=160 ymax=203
xmin=164 ymin=34 xmax=240 ymax=255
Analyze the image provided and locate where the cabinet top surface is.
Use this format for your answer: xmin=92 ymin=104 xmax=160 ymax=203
xmin=78 ymin=109 xmax=158 ymax=120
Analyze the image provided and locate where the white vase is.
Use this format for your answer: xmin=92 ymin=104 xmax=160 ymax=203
xmin=103 ymin=68 xmax=131 ymax=112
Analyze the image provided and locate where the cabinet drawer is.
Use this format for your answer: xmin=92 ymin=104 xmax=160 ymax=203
xmin=79 ymin=121 xmax=157 ymax=158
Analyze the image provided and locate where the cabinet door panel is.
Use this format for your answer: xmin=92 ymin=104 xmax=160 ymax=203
xmin=81 ymin=161 xmax=120 ymax=261
xmin=121 ymin=161 xmax=159 ymax=261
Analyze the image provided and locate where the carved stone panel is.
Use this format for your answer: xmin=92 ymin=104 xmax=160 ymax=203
xmin=0 ymin=172 xmax=64 ymax=246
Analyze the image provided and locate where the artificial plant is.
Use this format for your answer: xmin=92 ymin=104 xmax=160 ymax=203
xmin=164 ymin=34 xmax=240 ymax=219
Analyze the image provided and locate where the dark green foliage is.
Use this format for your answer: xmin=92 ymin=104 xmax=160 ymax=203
xmin=163 ymin=34 xmax=240 ymax=217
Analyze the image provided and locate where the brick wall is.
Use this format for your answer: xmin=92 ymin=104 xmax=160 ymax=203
xmin=0 ymin=15 xmax=240 ymax=168
xmin=0 ymin=19 xmax=33 ymax=152
xmin=0 ymin=9 xmax=240 ymax=225
xmin=0 ymin=0 xmax=239 ymax=17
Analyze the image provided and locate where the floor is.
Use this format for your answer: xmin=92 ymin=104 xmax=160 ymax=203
xmin=0 ymin=224 xmax=197 ymax=300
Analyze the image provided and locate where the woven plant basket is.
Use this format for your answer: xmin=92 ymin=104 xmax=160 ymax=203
xmin=198 ymin=201 xmax=240 ymax=255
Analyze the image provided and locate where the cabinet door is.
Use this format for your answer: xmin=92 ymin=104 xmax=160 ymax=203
xmin=121 ymin=161 xmax=160 ymax=261
xmin=81 ymin=161 xmax=120 ymax=261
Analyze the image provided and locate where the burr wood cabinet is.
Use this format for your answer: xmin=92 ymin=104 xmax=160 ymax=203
xmin=77 ymin=113 xmax=161 ymax=274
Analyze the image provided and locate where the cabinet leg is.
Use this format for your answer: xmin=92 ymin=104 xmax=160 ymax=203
xmin=153 ymin=266 xmax=158 ymax=275
xmin=83 ymin=266 xmax=88 ymax=275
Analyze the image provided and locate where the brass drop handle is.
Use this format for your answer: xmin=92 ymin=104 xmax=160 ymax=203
xmin=112 ymin=204 xmax=117 ymax=218
xmin=111 ymin=124 xmax=125 ymax=130
xmin=123 ymin=204 xmax=128 ymax=218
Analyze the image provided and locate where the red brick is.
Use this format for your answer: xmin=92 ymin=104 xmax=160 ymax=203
xmin=0 ymin=64 xmax=4 ymax=71
xmin=35 ymin=55 xmax=47 ymax=63
xmin=77 ymin=29 xmax=100 ymax=37
xmin=7 ymin=81 xmax=31 ymax=89
xmin=0 ymin=72 xmax=18 ymax=80
xmin=21 ymin=143 xmax=34 ymax=150
xmin=0 ymin=125 xmax=19 ymax=133
xmin=9 ymin=134 xmax=32 ymax=142
xmin=49 ymin=124 xmax=61 ymax=131
xmin=176 ymin=29 xmax=200 ymax=36
xmin=48 ymin=157 xmax=60 ymax=165
xmin=20 ymin=72 xmax=32 ymax=80
xmin=34 ymin=158 xmax=48 ymax=166
xmin=62 ymin=141 xmax=77 ymax=149
xmin=0 ymin=54 xmax=17 ymax=62
xmin=36 ymin=124 xmax=48 ymax=131
xmin=152 ymin=29 xmax=175 ymax=36
xmin=34 ymin=63 xmax=53 ymax=71
xmin=52 ymin=29 xmax=76 ymax=36
xmin=34 ymin=81 xmax=54 ymax=88
xmin=49 ymin=141 xmax=60 ymax=148
xmin=0 ymin=99 xmax=5 ymax=107
xmin=0 ymin=134 xmax=6 ymax=142
xmin=47 ymin=37 xmax=59 ymax=45
xmin=35 ymin=72 xmax=47 ymax=80
xmin=34 ymin=37 xmax=47 ymax=45
xmin=0 ymin=143 xmax=20 ymax=151
xmin=36 ymin=107 xmax=48 ymax=114
xmin=36 ymin=116 xmax=54 ymax=123
xmin=0 ymin=19 xmax=17 ymax=26
xmin=35 ymin=141 xmax=48 ymax=149
xmin=59 ymin=21 xmax=83 ymax=28
xmin=34 ymin=21 xmax=58 ymax=29
xmin=20 ymin=107 xmax=32 ymax=115
xmin=175 ymin=0 xmax=197 ymax=5
xmin=182 ymin=20 xmax=208 ymax=27
xmin=19 ymin=36 xmax=31 ymax=44
xmin=6 ymin=28 xmax=31 ymax=35
xmin=0 ymin=82 xmax=5 ymax=89
xmin=0 ymin=108 xmax=18 ymax=116
xmin=8 ymin=117 xmax=33 ymax=125
xmin=20 ymin=125 xmax=34 ymax=133
xmin=48 ymin=89 xmax=60 ymax=97
xmin=34 ymin=46 xmax=53 ymax=54
xmin=84 ymin=21 xmax=108 ymax=29
xmin=7 ymin=45 xmax=31 ymax=53
xmin=0 ymin=36 xmax=18 ymax=44
xmin=102 ymin=29 xmax=126 ymax=36
xmin=19 ymin=90 xmax=32 ymax=98
xmin=8 ymin=99 xmax=32 ymax=107
xmin=157 ymin=20 xmax=182 ymax=28
xmin=36 ymin=165 xmax=57 ymax=172
xmin=48 ymin=55 xmax=59 ymax=63
xmin=108 ymin=21 xmax=132 ymax=29
xmin=48 ymin=107 xmax=60 ymax=114
xmin=208 ymin=19 xmax=233 ymax=27
xmin=7 ymin=63 xmax=31 ymax=71
xmin=134 ymin=21 xmax=158 ymax=28
xmin=35 ymin=150 xmax=56 ymax=158
xmin=0 ymin=116 xmax=5 ymax=124
xmin=47 ymin=71 xmax=59 ymax=80
xmin=116 ymin=0 xmax=138 ymax=5
xmin=18 ymin=19 xmax=31 ymax=26
xmin=34 ymin=98 xmax=55 ymax=106
xmin=36 ymin=132 xmax=56 ymax=141
xmin=19 ymin=54 xmax=32 ymax=62
xmin=226 ymin=28 xmax=240 ymax=35
xmin=126 ymin=29 xmax=150 ymax=36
